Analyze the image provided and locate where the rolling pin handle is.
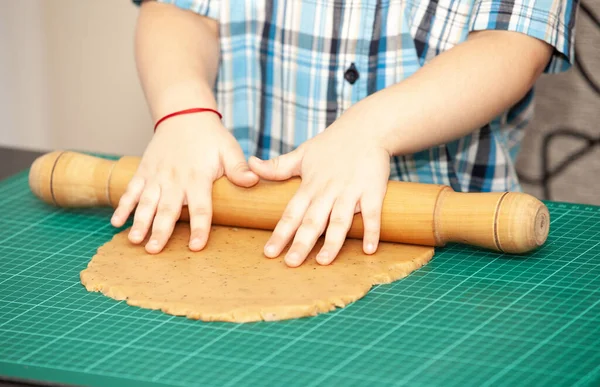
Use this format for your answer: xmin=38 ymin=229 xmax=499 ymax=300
xmin=434 ymin=189 xmax=549 ymax=254
xmin=29 ymin=151 xmax=117 ymax=208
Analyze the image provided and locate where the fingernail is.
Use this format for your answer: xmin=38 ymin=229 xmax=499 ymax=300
xmin=366 ymin=243 xmax=375 ymax=254
xmin=148 ymin=239 xmax=158 ymax=247
xmin=286 ymin=252 xmax=300 ymax=265
xmin=130 ymin=230 xmax=141 ymax=240
xmin=317 ymin=251 xmax=329 ymax=264
xmin=190 ymin=238 xmax=202 ymax=249
xmin=265 ymin=244 xmax=276 ymax=256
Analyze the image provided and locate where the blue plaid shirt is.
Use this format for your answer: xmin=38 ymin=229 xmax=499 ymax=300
xmin=133 ymin=0 xmax=577 ymax=192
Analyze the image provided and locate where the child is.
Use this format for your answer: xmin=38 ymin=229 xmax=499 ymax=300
xmin=113 ymin=0 xmax=578 ymax=267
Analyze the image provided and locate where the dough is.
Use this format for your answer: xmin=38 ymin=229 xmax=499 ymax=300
xmin=80 ymin=223 xmax=434 ymax=323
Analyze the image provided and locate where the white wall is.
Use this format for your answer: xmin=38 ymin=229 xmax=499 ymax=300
xmin=0 ymin=0 xmax=152 ymax=156
xmin=0 ymin=1 xmax=50 ymax=150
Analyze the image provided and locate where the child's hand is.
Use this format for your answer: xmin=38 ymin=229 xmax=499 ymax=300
xmin=111 ymin=113 xmax=259 ymax=254
xmin=248 ymin=120 xmax=391 ymax=267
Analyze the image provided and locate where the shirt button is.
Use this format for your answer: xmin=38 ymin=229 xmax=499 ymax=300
xmin=344 ymin=63 xmax=359 ymax=84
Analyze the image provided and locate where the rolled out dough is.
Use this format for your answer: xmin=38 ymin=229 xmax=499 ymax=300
xmin=80 ymin=223 xmax=434 ymax=323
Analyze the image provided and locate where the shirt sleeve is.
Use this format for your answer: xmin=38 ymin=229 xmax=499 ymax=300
xmin=131 ymin=0 xmax=220 ymax=21
xmin=468 ymin=0 xmax=579 ymax=73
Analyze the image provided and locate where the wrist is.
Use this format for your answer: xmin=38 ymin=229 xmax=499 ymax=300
xmin=154 ymin=107 xmax=223 ymax=132
xmin=330 ymin=99 xmax=394 ymax=153
xmin=146 ymin=80 xmax=218 ymax=122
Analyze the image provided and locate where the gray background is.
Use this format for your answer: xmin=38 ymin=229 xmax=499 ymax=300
xmin=516 ymin=0 xmax=599 ymax=205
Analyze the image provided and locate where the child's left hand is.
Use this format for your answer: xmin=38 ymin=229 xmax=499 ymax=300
xmin=248 ymin=117 xmax=391 ymax=267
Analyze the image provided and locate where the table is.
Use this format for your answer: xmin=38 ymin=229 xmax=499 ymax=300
xmin=0 ymin=148 xmax=599 ymax=387
xmin=0 ymin=146 xmax=44 ymax=181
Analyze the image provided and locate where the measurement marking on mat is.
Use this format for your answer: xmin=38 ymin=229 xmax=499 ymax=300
xmin=0 ymin=223 xmax=111 ymax=288
xmin=222 ymin=290 xmax=397 ymax=387
xmin=223 ymin=318 xmax=336 ymax=386
xmin=151 ymin=325 xmax=242 ymax=381
xmin=482 ymin=297 xmax=600 ymax=385
xmin=0 ymin=283 xmax=79 ymax=330
xmin=18 ymin=301 xmax=124 ymax=362
xmin=305 ymin=249 xmax=501 ymax=387
xmin=0 ymin=211 xmax=62 ymax=245
xmin=549 ymin=212 xmax=570 ymax=224
xmin=573 ymin=362 xmax=600 ymax=387
xmin=84 ymin=316 xmax=177 ymax=372
xmin=396 ymin=240 xmax=600 ymax=386
xmin=0 ymin=179 xmax=31 ymax=206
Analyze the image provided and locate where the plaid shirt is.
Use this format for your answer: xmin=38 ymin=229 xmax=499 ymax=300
xmin=133 ymin=0 xmax=577 ymax=192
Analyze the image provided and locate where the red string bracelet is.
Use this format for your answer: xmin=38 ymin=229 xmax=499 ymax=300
xmin=153 ymin=107 xmax=223 ymax=132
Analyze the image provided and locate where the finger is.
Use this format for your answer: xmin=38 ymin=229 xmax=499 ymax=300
xmin=128 ymin=183 xmax=160 ymax=244
xmin=111 ymin=176 xmax=145 ymax=227
xmin=263 ymin=187 xmax=312 ymax=259
xmin=145 ymin=187 xmax=185 ymax=254
xmin=248 ymin=148 xmax=303 ymax=181
xmin=285 ymin=194 xmax=335 ymax=267
xmin=316 ymin=194 xmax=359 ymax=265
xmin=185 ymin=176 xmax=213 ymax=251
xmin=360 ymin=191 xmax=385 ymax=255
xmin=222 ymin=141 xmax=259 ymax=187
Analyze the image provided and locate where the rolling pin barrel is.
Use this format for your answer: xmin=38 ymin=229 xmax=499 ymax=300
xmin=28 ymin=151 xmax=550 ymax=254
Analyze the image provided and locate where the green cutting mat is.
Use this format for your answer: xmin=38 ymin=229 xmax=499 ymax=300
xmin=0 ymin=169 xmax=599 ymax=387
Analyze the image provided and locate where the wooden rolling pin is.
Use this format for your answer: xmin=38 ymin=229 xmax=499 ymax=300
xmin=28 ymin=151 xmax=550 ymax=254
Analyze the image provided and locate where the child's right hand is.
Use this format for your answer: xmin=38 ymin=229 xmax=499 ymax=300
xmin=110 ymin=113 xmax=259 ymax=254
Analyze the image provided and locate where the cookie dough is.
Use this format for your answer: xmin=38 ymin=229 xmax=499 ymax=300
xmin=80 ymin=223 xmax=434 ymax=322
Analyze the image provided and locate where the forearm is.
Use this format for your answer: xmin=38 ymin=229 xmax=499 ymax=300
xmin=340 ymin=30 xmax=553 ymax=156
xmin=135 ymin=0 xmax=220 ymax=122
